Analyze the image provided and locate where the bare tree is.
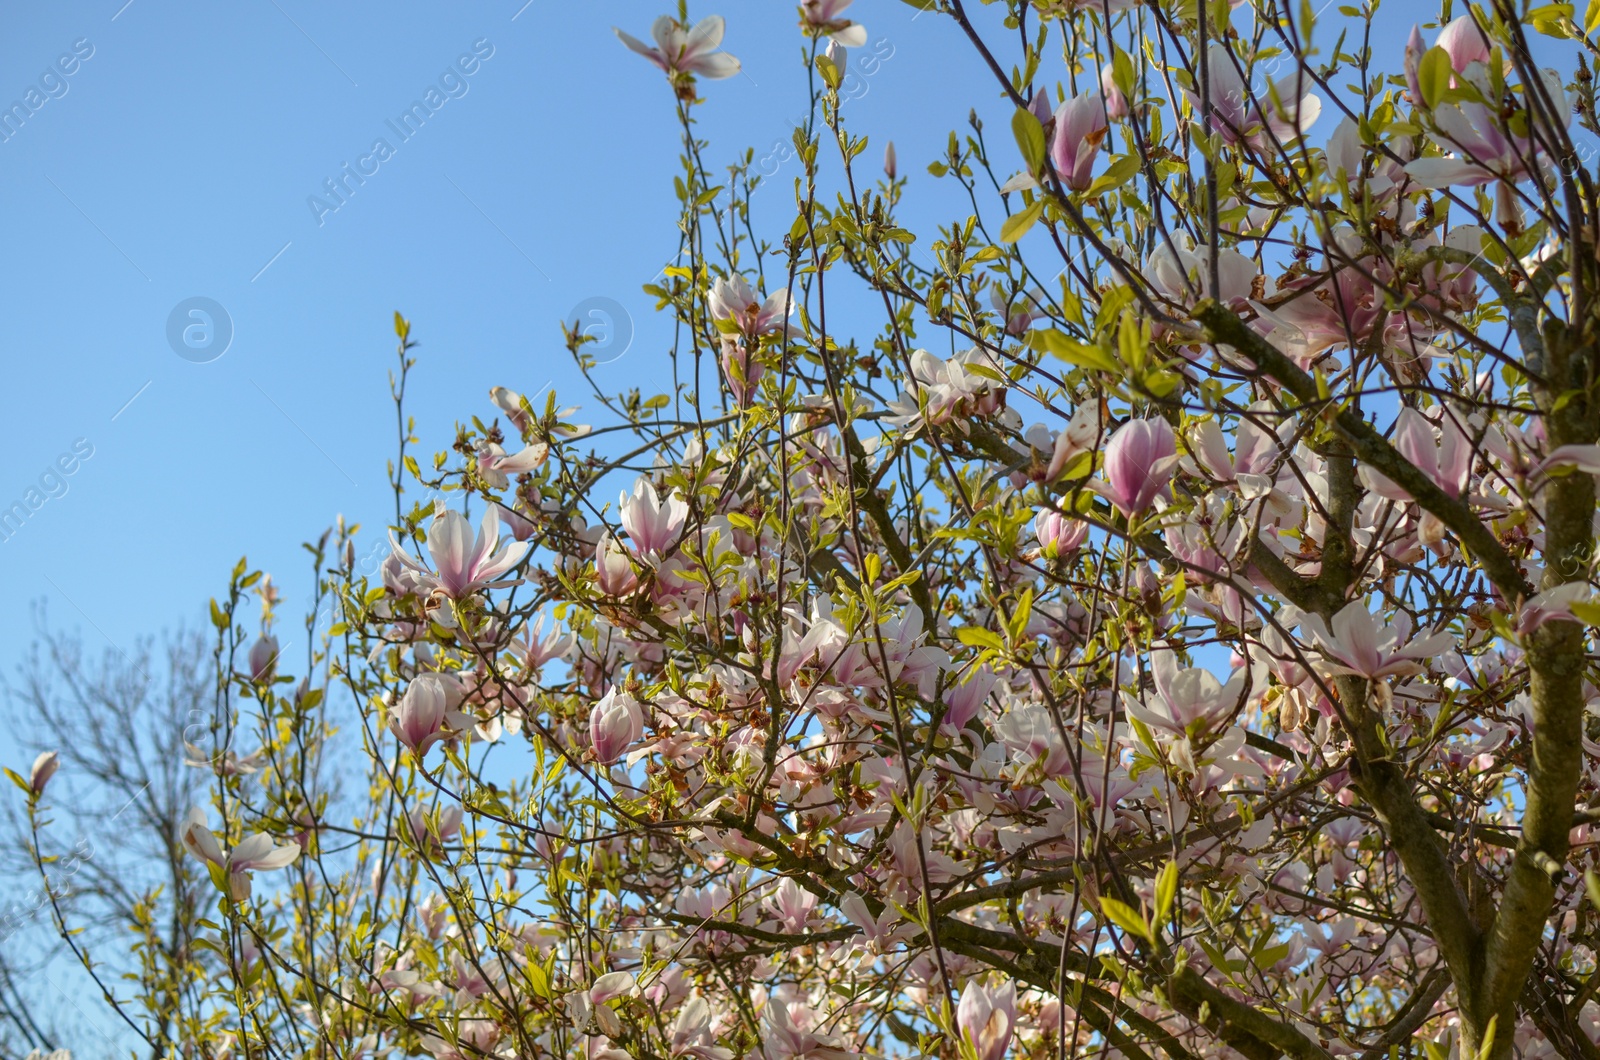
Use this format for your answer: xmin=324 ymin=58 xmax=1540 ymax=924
xmin=0 ymin=605 xmax=209 ymax=1059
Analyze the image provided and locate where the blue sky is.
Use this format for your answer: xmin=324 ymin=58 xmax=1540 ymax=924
xmin=0 ymin=2 xmax=992 ymax=685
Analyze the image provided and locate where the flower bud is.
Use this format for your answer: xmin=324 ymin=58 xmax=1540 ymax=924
xmin=884 ymin=140 xmax=897 ymax=180
xmin=594 ymin=533 xmax=640 ymax=597
xmin=1034 ymin=508 xmax=1089 ymax=558
xmin=590 ymin=688 xmax=644 ymax=765
xmin=29 ymin=750 xmax=58 ymax=795
xmin=248 ymin=635 xmax=279 ymax=682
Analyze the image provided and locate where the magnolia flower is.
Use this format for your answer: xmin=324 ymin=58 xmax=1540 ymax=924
xmin=181 ymin=808 xmax=301 ymax=902
xmin=1035 ymin=507 xmax=1089 ymax=558
xmin=708 ymin=273 xmax=792 ymax=340
xmin=1124 ymin=648 xmax=1258 ymax=738
xmin=389 ymin=507 xmax=528 ymax=600
xmin=802 ymin=0 xmax=867 ymax=48
xmin=958 ymin=978 xmax=1016 ymax=1060
xmin=620 ymin=478 xmax=689 ymax=555
xmin=759 ymin=1001 xmax=853 ymax=1060
xmin=594 ymin=532 xmax=640 ymax=596
xmin=669 ymin=996 xmax=736 ymax=1060
xmin=1517 ymin=583 xmax=1599 ymax=633
xmin=1049 ymin=92 xmax=1110 ymax=191
xmin=1361 ymin=407 xmax=1472 ymax=501
xmin=1188 ymin=43 xmax=1322 ymax=147
xmin=475 ymin=440 xmax=548 ymax=490
xmin=406 ymin=804 xmax=463 ymax=859
xmin=615 ymin=15 xmax=740 ymax=89
xmin=988 ymin=286 xmax=1045 ymax=335
xmin=1404 ymin=68 xmax=1569 ymax=188
xmin=590 ymin=687 xmax=645 ymax=764
xmin=29 ymin=750 xmax=58 ymax=795
xmin=884 ymin=140 xmax=897 ymax=180
xmin=390 ymin=673 xmax=471 ymax=757
xmin=1099 ymin=418 xmax=1179 ymax=515
xmin=1300 ymin=601 xmax=1453 ymax=680
xmin=1147 ymin=239 xmax=1259 ymax=308
xmin=1435 ymin=14 xmax=1493 ymax=73
xmin=247 ymin=634 xmax=278 ymax=682
xmin=1101 ymin=62 xmax=1129 ymax=120
xmin=722 ymin=340 xmax=764 ymax=407
xmin=489 ymin=385 xmax=533 ymax=432
xmin=883 ymin=348 xmax=1007 ymax=429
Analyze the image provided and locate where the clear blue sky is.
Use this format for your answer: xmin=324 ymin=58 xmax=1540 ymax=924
xmin=0 ymin=1 xmax=991 ymax=678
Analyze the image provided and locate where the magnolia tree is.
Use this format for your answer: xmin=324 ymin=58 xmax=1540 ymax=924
xmin=20 ymin=0 xmax=1600 ymax=1057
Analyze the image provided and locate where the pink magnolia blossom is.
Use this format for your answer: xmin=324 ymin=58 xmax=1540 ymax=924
xmin=389 ymin=507 xmax=528 ymax=600
xmin=957 ymin=978 xmax=1016 ymax=1060
xmin=1034 ymin=507 xmax=1089 ymax=558
xmin=247 ymin=634 xmax=279 ymax=682
xmin=669 ymin=997 xmax=735 ymax=1060
xmin=594 ymin=532 xmax=640 ymax=596
xmin=721 ymin=341 xmax=764 ymax=407
xmin=759 ymin=1000 xmax=853 ymax=1060
xmin=29 ymin=750 xmax=58 ymax=795
xmin=488 ymin=385 xmax=533 ymax=432
xmin=590 ymin=688 xmax=645 ymax=764
xmin=1124 ymin=648 xmax=1258 ymax=738
xmin=405 ymin=804 xmax=463 ymax=859
xmin=802 ymin=0 xmax=866 ymax=48
xmin=708 ymin=274 xmax=792 ymax=340
xmin=615 ymin=16 xmax=740 ymax=82
xmin=1362 ymin=407 xmax=1472 ymax=500
xmin=1435 ymin=15 xmax=1493 ymax=73
xmin=1049 ymin=91 xmax=1110 ymax=191
xmin=181 ymin=808 xmax=301 ymax=901
xmin=1099 ymin=418 xmax=1179 ymax=515
xmin=475 ymin=440 xmax=548 ymax=489
xmin=390 ymin=673 xmax=470 ymax=757
xmin=1300 ymin=600 xmax=1453 ymax=680
xmin=1101 ymin=62 xmax=1129 ymax=120
xmin=1404 ymin=69 xmax=1568 ymax=188
xmin=620 ymin=478 xmax=690 ymax=555
xmin=1188 ymin=43 xmax=1322 ymax=147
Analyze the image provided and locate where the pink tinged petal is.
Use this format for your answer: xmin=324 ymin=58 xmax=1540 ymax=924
xmin=614 ymin=27 xmax=668 ymax=72
xmin=1328 ymin=601 xmax=1383 ymax=677
xmin=830 ymin=24 xmax=868 ymax=48
xmin=428 ymin=510 xmax=474 ymax=597
xmin=1103 ymin=417 xmax=1176 ymax=514
xmin=1436 ymin=15 xmax=1492 ymax=72
xmin=650 ymin=15 xmax=682 ymax=55
xmin=1404 ymin=156 xmax=1494 ymax=188
xmin=1187 ymin=420 xmax=1235 ymax=480
xmin=1392 ymin=408 xmax=1440 ymax=488
xmin=682 ymin=15 xmax=725 ymax=56
xmin=686 ymin=51 xmax=741 ymax=79
xmin=182 ymin=809 xmax=226 ymax=866
xmin=589 ymin=971 xmax=636 ymax=1004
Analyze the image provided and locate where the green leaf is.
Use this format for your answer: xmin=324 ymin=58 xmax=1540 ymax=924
xmin=815 ymin=54 xmax=842 ymax=90
xmin=4 ymin=768 xmax=31 ymax=795
xmin=1031 ymin=328 xmax=1120 ymax=373
xmin=1099 ymin=896 xmax=1153 ymax=942
xmin=1418 ymin=46 xmax=1453 ymax=108
xmin=1588 ymin=0 xmax=1600 ymax=34
xmin=999 ymin=198 xmax=1045 ymax=242
xmin=1154 ymin=861 xmax=1179 ymax=930
xmin=1586 ymin=868 xmax=1600 ymax=909
xmin=955 ymin=626 xmax=1006 ymax=651
xmin=1011 ymin=105 xmax=1046 ymax=174
xmin=1085 ymin=153 xmax=1141 ymax=197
